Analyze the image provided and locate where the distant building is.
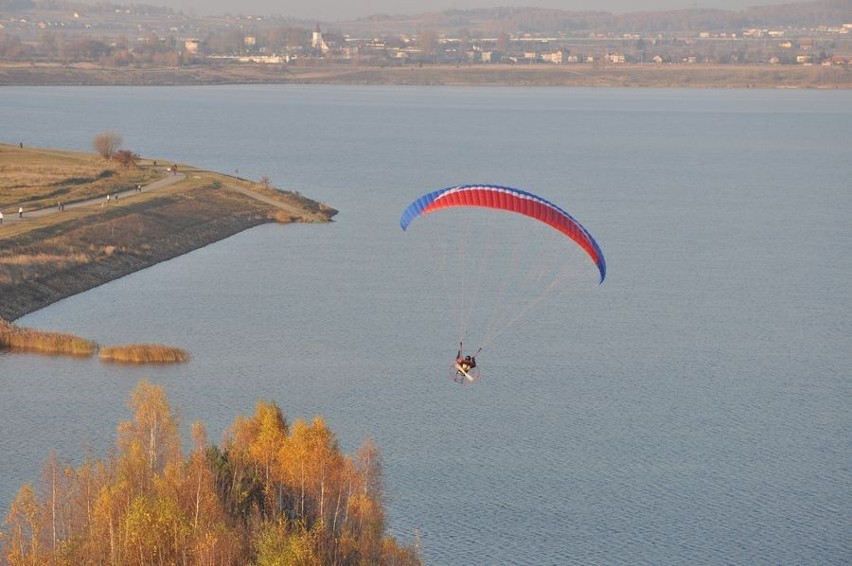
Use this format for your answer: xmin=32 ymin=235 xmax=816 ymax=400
xmin=312 ymin=24 xmax=329 ymax=53
xmin=207 ymin=55 xmax=288 ymax=64
xmin=542 ymin=49 xmax=567 ymax=64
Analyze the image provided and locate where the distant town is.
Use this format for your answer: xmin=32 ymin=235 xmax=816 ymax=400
xmin=1 ymin=0 xmax=850 ymax=70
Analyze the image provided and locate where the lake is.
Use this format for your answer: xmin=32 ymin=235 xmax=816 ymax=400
xmin=1 ymin=85 xmax=850 ymax=564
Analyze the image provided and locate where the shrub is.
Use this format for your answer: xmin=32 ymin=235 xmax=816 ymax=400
xmin=114 ymin=149 xmax=140 ymax=169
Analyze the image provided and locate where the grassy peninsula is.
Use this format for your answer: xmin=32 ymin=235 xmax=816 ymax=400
xmin=0 ymin=142 xmax=336 ymax=353
xmin=0 ymin=149 xmax=421 ymax=564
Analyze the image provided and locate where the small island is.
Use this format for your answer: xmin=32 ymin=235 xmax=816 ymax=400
xmin=0 ymin=141 xmax=337 ymax=355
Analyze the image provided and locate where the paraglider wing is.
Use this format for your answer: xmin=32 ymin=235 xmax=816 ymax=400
xmin=400 ymin=184 xmax=606 ymax=283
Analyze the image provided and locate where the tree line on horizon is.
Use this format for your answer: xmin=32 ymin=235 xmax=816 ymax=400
xmin=0 ymin=0 xmax=847 ymax=66
xmin=0 ymin=380 xmax=421 ymax=565
xmin=1 ymin=0 xmax=847 ymax=30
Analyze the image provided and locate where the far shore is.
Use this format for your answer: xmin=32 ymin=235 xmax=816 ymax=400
xmin=1 ymin=61 xmax=850 ymax=89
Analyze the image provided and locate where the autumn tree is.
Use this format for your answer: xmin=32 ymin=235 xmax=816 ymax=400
xmin=116 ymin=379 xmax=182 ymax=493
xmin=92 ymin=131 xmax=123 ymax=161
xmin=3 ymin=484 xmax=47 ymax=565
xmin=1 ymin=382 xmax=422 ymax=565
xmin=182 ymin=421 xmax=241 ymax=560
xmin=67 ymin=453 xmax=109 ymax=563
xmin=113 ymin=149 xmax=140 ymax=168
xmin=217 ymin=401 xmax=284 ymax=520
xmin=351 ymin=436 xmax=386 ymax=552
xmin=39 ymin=450 xmax=76 ymax=562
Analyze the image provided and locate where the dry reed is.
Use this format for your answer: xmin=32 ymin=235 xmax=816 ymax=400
xmin=0 ymin=253 xmax=90 ymax=266
xmin=0 ymin=320 xmax=96 ymax=356
xmin=99 ymin=343 xmax=190 ymax=364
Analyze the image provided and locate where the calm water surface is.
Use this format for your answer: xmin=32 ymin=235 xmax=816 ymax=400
xmin=1 ymin=86 xmax=850 ymax=564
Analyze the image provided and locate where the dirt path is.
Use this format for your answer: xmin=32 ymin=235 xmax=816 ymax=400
xmin=224 ymin=183 xmax=324 ymax=220
xmin=0 ymin=174 xmax=327 ymax=227
xmin=2 ymin=172 xmax=187 ymax=225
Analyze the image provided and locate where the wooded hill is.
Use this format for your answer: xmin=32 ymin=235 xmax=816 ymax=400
xmin=1 ymin=0 xmax=849 ymax=35
xmin=334 ymin=1 xmax=851 ymax=35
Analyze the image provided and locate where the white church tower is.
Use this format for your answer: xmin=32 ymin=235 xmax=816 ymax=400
xmin=312 ymin=24 xmax=329 ymax=53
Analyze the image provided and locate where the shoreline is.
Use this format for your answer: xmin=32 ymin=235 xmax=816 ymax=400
xmin=1 ymin=205 xmax=336 ymax=322
xmin=0 ymin=146 xmax=337 ymax=322
xmin=1 ymin=62 xmax=850 ymax=89
xmin=2 ymin=212 xmax=277 ymax=322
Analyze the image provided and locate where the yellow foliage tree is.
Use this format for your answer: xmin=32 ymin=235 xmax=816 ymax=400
xmin=247 ymin=402 xmax=289 ymax=516
xmin=0 ymin=381 xmax=422 ymax=565
xmin=3 ymin=484 xmax=46 ymax=565
xmin=117 ymin=380 xmax=182 ymax=480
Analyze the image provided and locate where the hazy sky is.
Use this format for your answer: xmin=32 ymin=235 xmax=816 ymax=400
xmin=147 ymin=1 xmax=806 ymax=22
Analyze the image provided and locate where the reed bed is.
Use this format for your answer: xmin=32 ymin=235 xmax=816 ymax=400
xmin=0 ymin=320 xmax=96 ymax=356
xmin=99 ymin=343 xmax=190 ymax=364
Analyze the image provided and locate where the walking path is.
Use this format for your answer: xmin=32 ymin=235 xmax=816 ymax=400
xmin=225 ymin=183 xmax=325 ymax=221
xmin=1 ymin=172 xmax=327 ymax=229
xmin=1 ymin=172 xmax=187 ymax=225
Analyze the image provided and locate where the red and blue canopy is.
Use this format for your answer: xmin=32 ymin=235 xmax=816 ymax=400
xmin=400 ymin=184 xmax=606 ymax=283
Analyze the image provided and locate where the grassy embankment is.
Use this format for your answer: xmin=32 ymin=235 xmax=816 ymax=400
xmin=0 ymin=143 xmax=336 ymax=361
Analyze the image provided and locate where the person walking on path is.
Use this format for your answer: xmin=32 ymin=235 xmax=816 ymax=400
xmin=18 ymin=206 xmax=23 ymax=218
xmin=0 ymin=211 xmax=4 ymax=225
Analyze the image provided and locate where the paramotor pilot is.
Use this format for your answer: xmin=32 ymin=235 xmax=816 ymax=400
xmin=456 ymin=344 xmax=477 ymax=373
